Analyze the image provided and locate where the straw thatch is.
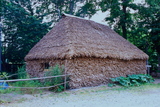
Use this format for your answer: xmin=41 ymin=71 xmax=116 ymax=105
xmin=25 ymin=13 xmax=148 ymax=89
xmin=25 ymin=13 xmax=148 ymax=61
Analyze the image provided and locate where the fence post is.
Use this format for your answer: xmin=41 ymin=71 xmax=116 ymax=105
xmin=146 ymin=65 xmax=151 ymax=74
xmin=64 ymin=60 xmax=67 ymax=91
xmin=64 ymin=70 xmax=66 ymax=91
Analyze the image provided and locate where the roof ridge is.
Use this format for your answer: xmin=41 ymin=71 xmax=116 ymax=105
xmin=62 ymin=13 xmax=108 ymax=26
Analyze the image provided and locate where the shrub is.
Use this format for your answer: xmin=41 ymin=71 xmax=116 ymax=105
xmin=14 ymin=66 xmax=41 ymax=87
xmin=43 ymin=65 xmax=66 ymax=92
xmin=17 ymin=65 xmax=28 ymax=79
xmin=110 ymin=74 xmax=154 ymax=87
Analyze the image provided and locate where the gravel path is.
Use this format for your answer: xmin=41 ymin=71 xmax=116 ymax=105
xmin=1 ymin=84 xmax=160 ymax=107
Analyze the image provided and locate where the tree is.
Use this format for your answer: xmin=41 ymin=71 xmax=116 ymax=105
xmin=76 ymin=0 xmax=98 ymax=18
xmin=136 ymin=0 xmax=160 ymax=70
xmin=37 ymin=0 xmax=97 ymax=21
xmin=2 ymin=0 xmax=51 ymax=63
xmin=99 ymin=0 xmax=139 ymax=39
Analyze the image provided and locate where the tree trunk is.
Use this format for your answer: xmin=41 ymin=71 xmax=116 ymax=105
xmin=158 ymin=54 xmax=160 ymax=71
xmin=69 ymin=0 xmax=75 ymax=15
xmin=122 ymin=0 xmax=127 ymax=39
xmin=0 ymin=21 xmax=1 ymax=71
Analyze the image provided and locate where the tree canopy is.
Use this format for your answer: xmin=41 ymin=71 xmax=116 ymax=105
xmin=2 ymin=0 xmax=51 ymax=63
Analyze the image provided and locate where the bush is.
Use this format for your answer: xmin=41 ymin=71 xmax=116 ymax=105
xmin=17 ymin=65 xmax=28 ymax=79
xmin=13 ymin=66 xmax=41 ymax=87
xmin=110 ymin=74 xmax=155 ymax=87
xmin=43 ymin=65 xmax=66 ymax=92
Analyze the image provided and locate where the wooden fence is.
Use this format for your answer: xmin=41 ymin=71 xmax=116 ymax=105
xmin=0 ymin=74 xmax=71 ymax=91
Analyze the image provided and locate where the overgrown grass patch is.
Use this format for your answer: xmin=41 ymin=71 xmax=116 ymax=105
xmin=0 ymin=65 xmax=68 ymax=94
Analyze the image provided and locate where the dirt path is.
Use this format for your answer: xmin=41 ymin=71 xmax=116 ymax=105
xmin=1 ymin=83 xmax=160 ymax=107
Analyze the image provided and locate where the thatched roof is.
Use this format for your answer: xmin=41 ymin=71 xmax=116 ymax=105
xmin=25 ymin=13 xmax=148 ymax=61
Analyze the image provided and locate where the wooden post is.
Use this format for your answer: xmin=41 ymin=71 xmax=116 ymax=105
xmin=64 ymin=60 xmax=67 ymax=91
xmin=64 ymin=69 xmax=66 ymax=91
xmin=158 ymin=55 xmax=160 ymax=71
xmin=146 ymin=65 xmax=151 ymax=75
xmin=0 ymin=23 xmax=2 ymax=71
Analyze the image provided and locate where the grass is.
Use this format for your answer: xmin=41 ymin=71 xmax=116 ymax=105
xmin=108 ymin=83 xmax=160 ymax=93
xmin=17 ymin=98 xmax=27 ymax=103
xmin=70 ymin=82 xmax=160 ymax=94
xmin=0 ymin=100 xmax=8 ymax=104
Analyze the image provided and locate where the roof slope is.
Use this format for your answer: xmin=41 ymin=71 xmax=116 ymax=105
xmin=25 ymin=14 xmax=148 ymax=61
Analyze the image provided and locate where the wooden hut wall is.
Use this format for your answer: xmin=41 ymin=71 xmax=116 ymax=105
xmin=66 ymin=57 xmax=146 ymax=89
xmin=26 ymin=58 xmax=146 ymax=89
xmin=26 ymin=59 xmax=65 ymax=77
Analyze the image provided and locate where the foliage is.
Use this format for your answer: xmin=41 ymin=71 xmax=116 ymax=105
xmin=2 ymin=0 xmax=51 ymax=63
xmin=14 ymin=66 xmax=41 ymax=86
xmin=0 ymin=65 xmax=69 ymax=94
xmin=0 ymin=66 xmax=42 ymax=94
xmin=137 ymin=0 xmax=160 ymax=54
xmin=76 ymin=0 xmax=98 ymax=18
xmin=156 ymin=70 xmax=160 ymax=73
xmin=110 ymin=74 xmax=154 ymax=87
xmin=134 ymin=0 xmax=160 ymax=70
xmin=99 ymin=0 xmax=138 ymax=39
xmin=0 ymin=72 xmax=8 ymax=80
xmin=44 ymin=65 xmax=66 ymax=92
xmin=108 ymin=83 xmax=116 ymax=87
xmin=0 ymin=72 xmax=9 ymax=90
xmin=37 ymin=0 xmax=98 ymax=19
xmin=17 ymin=66 xmax=28 ymax=79
xmin=9 ymin=66 xmax=42 ymax=94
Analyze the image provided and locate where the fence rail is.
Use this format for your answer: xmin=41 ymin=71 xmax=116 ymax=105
xmin=0 ymin=72 xmax=27 ymax=80
xmin=0 ymin=81 xmax=69 ymax=89
xmin=0 ymin=74 xmax=71 ymax=82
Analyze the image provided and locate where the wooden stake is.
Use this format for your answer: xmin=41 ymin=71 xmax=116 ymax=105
xmin=64 ymin=60 xmax=67 ymax=91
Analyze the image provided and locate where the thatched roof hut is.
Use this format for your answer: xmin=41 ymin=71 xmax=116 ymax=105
xmin=25 ymin=13 xmax=148 ymax=88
